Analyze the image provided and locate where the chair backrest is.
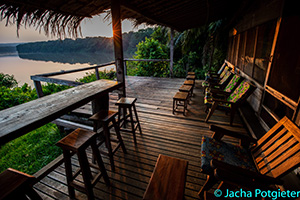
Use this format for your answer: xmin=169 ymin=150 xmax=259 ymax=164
xmin=226 ymin=80 xmax=256 ymax=104
xmin=223 ymin=74 xmax=244 ymax=93
xmin=219 ymin=66 xmax=230 ymax=79
xmin=251 ymin=117 xmax=300 ymax=179
xmin=219 ymin=71 xmax=233 ymax=86
xmin=217 ymin=62 xmax=228 ymax=74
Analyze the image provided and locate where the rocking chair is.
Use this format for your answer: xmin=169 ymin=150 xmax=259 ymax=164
xmin=199 ymin=116 xmax=300 ymax=199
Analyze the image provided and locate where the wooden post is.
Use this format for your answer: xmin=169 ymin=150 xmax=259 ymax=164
xmin=111 ymin=0 xmax=126 ymax=97
xmin=33 ymin=80 xmax=44 ymax=98
xmin=92 ymin=93 xmax=109 ymax=114
xmin=170 ymin=28 xmax=174 ymax=78
xmin=95 ymin=68 xmax=100 ymax=80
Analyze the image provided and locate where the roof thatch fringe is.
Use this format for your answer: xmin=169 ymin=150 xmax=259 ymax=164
xmin=0 ymin=4 xmax=84 ymax=38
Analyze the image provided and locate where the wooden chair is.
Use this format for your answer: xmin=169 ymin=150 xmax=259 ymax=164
xmin=0 ymin=168 xmax=42 ymax=200
xmin=198 ymin=117 xmax=300 ymax=199
xmin=205 ymin=80 xmax=256 ymax=125
xmin=202 ymin=63 xmax=229 ymax=88
xmin=202 ymin=70 xmax=233 ymax=95
xmin=205 ymin=62 xmax=227 ymax=80
xmin=204 ymin=74 xmax=244 ymax=113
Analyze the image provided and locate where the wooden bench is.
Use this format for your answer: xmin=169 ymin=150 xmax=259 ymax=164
xmin=143 ymin=154 xmax=188 ymax=200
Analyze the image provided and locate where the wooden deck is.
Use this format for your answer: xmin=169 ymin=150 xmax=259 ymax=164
xmin=33 ymin=76 xmax=249 ymax=200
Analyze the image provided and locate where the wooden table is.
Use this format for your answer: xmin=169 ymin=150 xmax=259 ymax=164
xmin=143 ymin=154 xmax=188 ymax=200
xmin=0 ymin=79 xmax=122 ymax=145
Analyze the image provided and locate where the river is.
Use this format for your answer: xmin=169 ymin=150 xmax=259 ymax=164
xmin=0 ymin=52 xmax=115 ymax=87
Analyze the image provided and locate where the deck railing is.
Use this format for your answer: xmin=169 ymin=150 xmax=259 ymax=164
xmin=31 ymin=61 xmax=116 ymax=98
xmin=31 ymin=59 xmax=170 ymax=97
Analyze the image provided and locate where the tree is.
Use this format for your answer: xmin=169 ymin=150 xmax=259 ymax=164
xmin=0 ymin=73 xmax=18 ymax=88
xmin=134 ymin=37 xmax=169 ymax=77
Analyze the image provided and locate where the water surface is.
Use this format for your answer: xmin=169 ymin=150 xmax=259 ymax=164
xmin=0 ymin=52 xmax=115 ymax=87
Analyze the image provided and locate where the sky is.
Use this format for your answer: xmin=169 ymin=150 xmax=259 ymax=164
xmin=0 ymin=14 xmax=149 ymax=44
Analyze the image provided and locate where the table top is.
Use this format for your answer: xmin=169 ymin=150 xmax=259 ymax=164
xmin=0 ymin=79 xmax=122 ymax=145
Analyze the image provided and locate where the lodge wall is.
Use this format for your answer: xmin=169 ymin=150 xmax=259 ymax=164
xmin=226 ymin=0 xmax=300 ymax=131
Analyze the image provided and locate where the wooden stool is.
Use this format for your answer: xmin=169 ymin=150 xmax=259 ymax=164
xmin=179 ymin=85 xmax=192 ymax=104
xmin=89 ymin=110 xmax=127 ymax=171
xmin=173 ymin=92 xmax=189 ymax=116
xmin=56 ymin=128 xmax=110 ymax=200
xmin=116 ymin=97 xmax=142 ymax=144
xmin=184 ymin=80 xmax=195 ymax=96
xmin=186 ymin=74 xmax=196 ymax=80
xmin=0 ymin=168 xmax=42 ymax=200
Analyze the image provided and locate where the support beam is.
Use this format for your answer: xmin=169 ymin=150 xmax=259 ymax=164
xmin=170 ymin=28 xmax=174 ymax=78
xmin=111 ymin=0 xmax=126 ymax=97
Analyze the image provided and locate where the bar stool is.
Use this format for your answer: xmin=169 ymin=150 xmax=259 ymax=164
xmin=116 ymin=97 xmax=142 ymax=144
xmin=56 ymin=128 xmax=110 ymax=200
xmin=179 ymin=84 xmax=192 ymax=104
xmin=184 ymin=80 xmax=195 ymax=96
xmin=173 ymin=92 xmax=189 ymax=116
xmin=0 ymin=168 xmax=42 ymax=200
xmin=89 ymin=110 xmax=127 ymax=171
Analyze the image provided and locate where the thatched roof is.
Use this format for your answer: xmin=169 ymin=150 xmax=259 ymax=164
xmin=0 ymin=0 xmax=246 ymax=37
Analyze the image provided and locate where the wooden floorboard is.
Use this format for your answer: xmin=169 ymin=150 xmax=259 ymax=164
xmin=34 ymin=76 xmax=248 ymax=200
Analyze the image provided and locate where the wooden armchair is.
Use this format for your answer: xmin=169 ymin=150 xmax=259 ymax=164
xmin=204 ymin=74 xmax=244 ymax=113
xmin=202 ymin=64 xmax=231 ymax=88
xmin=205 ymin=62 xmax=227 ymax=80
xmin=202 ymin=70 xmax=234 ymax=95
xmin=205 ymin=80 xmax=256 ymax=125
xmin=199 ymin=117 xmax=300 ymax=199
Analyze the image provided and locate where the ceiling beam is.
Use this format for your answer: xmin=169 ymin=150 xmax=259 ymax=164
xmin=120 ymin=0 xmax=181 ymax=31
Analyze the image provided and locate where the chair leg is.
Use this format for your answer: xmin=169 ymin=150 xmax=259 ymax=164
xmin=205 ymin=102 xmax=218 ymax=122
xmin=113 ymin=118 xmax=127 ymax=153
xmin=172 ymin=99 xmax=175 ymax=114
xmin=90 ymin=139 xmax=110 ymax=186
xmin=118 ymin=106 xmax=122 ymax=127
xmin=103 ymin=124 xmax=115 ymax=171
xmin=198 ymin=174 xmax=218 ymax=198
xmin=230 ymin=106 xmax=236 ymax=126
xmin=77 ymin=150 xmax=94 ymax=200
xmin=133 ymin=104 xmax=142 ymax=134
xmin=62 ymin=149 xmax=76 ymax=199
xmin=129 ymin=107 xmax=137 ymax=145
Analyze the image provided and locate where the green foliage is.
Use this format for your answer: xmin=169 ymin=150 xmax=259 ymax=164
xmin=0 ymin=84 xmax=36 ymax=110
xmin=77 ymin=69 xmax=116 ymax=83
xmin=0 ymin=123 xmax=63 ymax=174
xmin=0 ymin=73 xmax=18 ymax=88
xmin=16 ymin=28 xmax=154 ymax=58
xmin=132 ymin=37 xmax=169 ymax=77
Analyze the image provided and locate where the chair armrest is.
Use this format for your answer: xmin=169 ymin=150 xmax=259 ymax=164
xmin=210 ymin=89 xmax=231 ymax=96
xmin=211 ymin=160 xmax=284 ymax=187
xmin=211 ymin=98 xmax=231 ymax=104
xmin=210 ymin=125 xmax=257 ymax=147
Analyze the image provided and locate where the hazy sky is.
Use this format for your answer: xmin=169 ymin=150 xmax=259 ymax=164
xmin=0 ymin=14 xmax=149 ymax=43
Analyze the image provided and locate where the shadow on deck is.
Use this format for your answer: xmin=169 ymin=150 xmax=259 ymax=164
xmin=34 ymin=76 xmax=249 ymax=200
